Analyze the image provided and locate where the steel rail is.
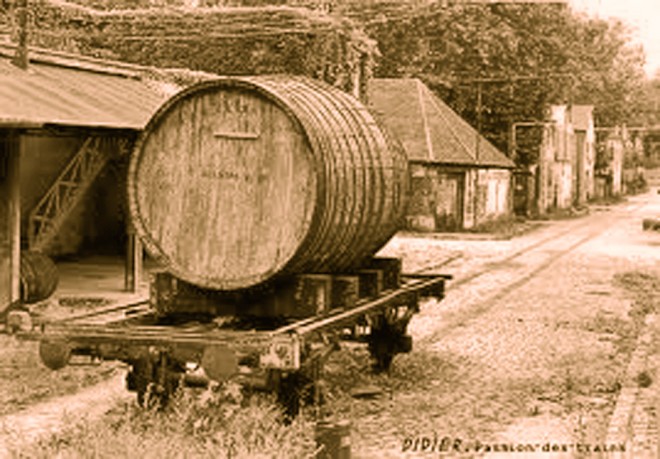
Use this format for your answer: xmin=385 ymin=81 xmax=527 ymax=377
xmin=416 ymin=202 xmax=647 ymax=292
xmin=47 ymin=298 xmax=150 ymax=324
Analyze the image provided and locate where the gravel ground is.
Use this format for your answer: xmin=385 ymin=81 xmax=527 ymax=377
xmin=338 ymin=192 xmax=660 ymax=458
xmin=0 ymin=336 xmax=120 ymax=418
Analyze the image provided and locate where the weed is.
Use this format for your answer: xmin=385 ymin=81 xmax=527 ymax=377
xmin=614 ymin=271 xmax=660 ymax=328
xmin=535 ymin=206 xmax=589 ymax=221
xmin=584 ymin=312 xmax=637 ymax=355
xmin=0 ymin=337 xmax=118 ymax=416
xmin=467 ymin=216 xmax=538 ymax=239
xmin=589 ymin=194 xmax=626 ymax=206
xmin=10 ymin=383 xmax=316 ymax=459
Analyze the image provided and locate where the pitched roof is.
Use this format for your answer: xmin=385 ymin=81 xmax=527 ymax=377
xmin=0 ymin=44 xmax=190 ymax=130
xmin=368 ymin=78 xmax=515 ymax=168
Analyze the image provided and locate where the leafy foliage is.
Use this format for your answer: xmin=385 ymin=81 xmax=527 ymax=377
xmin=356 ymin=3 xmax=647 ymax=156
xmin=5 ymin=1 xmax=649 ymax=158
xmin=16 ymin=1 xmax=375 ymax=93
xmin=637 ymin=75 xmax=660 ymax=127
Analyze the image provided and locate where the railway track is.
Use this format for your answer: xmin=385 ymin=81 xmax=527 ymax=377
xmin=432 ymin=203 xmax=645 ymax=281
xmin=410 ymin=201 xmax=650 ymax=342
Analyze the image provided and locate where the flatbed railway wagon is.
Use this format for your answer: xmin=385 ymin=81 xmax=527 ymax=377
xmin=12 ymin=76 xmax=448 ymax=414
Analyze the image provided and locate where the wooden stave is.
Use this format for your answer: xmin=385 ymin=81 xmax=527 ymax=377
xmin=257 ymin=76 xmax=406 ymax=272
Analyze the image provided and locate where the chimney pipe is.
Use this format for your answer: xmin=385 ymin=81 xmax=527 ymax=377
xmin=12 ymin=0 xmax=29 ymax=70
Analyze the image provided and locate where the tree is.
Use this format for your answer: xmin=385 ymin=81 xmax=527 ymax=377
xmin=352 ymin=2 xmax=647 ymax=158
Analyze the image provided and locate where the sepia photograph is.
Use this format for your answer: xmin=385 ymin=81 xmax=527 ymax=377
xmin=0 ymin=0 xmax=658 ymax=457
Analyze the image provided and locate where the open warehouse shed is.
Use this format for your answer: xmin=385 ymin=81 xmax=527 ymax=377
xmin=0 ymin=43 xmax=179 ymax=314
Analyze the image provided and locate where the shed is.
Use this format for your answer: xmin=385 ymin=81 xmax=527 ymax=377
xmin=0 ymin=43 xmax=187 ymax=314
xmin=512 ymin=104 xmax=597 ymax=216
xmin=368 ymin=78 xmax=514 ymax=232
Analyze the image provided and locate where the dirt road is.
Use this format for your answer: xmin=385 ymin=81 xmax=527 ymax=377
xmin=0 ymin=373 xmax=131 ymax=455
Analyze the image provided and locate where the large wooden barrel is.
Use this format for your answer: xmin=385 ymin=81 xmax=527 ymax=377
xmin=20 ymin=251 xmax=59 ymax=304
xmin=128 ymin=76 xmax=408 ymax=291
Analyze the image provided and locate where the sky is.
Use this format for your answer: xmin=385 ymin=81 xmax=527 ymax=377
xmin=570 ymin=0 xmax=660 ymax=77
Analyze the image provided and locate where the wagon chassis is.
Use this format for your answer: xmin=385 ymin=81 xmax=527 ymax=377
xmin=15 ymin=271 xmax=448 ymax=416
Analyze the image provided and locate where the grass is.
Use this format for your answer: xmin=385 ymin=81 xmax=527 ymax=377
xmin=326 ymin=348 xmax=578 ymax=439
xmin=583 ymin=311 xmax=637 ymax=356
xmin=0 ymin=296 xmax=131 ymax=416
xmin=10 ymin=383 xmax=316 ymax=459
xmin=552 ymin=269 xmax=660 ymax=448
xmin=0 ymin=336 xmax=118 ymax=416
xmin=10 ymin=271 xmax=659 ymax=457
xmin=588 ymin=194 xmax=627 ymax=206
xmin=535 ymin=206 xmax=590 ymax=221
xmin=467 ymin=216 xmax=541 ymax=239
xmin=614 ymin=271 xmax=660 ymax=328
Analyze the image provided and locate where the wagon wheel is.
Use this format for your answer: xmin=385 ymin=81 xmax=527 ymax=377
xmin=367 ymin=306 xmax=414 ymax=373
xmin=367 ymin=321 xmax=397 ymax=372
xmin=127 ymin=354 xmax=183 ymax=409
xmin=272 ymin=357 xmax=326 ymax=422
xmin=274 ymin=371 xmax=309 ymax=421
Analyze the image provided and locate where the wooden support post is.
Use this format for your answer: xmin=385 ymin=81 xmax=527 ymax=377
xmin=368 ymin=258 xmax=402 ymax=290
xmin=1 ymin=132 xmax=21 ymax=314
xmin=10 ymin=135 xmax=20 ymax=304
xmin=124 ymin=226 xmax=142 ymax=293
xmin=357 ymin=269 xmax=383 ymax=299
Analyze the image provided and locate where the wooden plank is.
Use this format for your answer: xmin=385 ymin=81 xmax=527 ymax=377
xmin=331 ymin=275 xmax=359 ymax=309
xmin=148 ymin=270 xmax=365 ymax=319
xmin=10 ymin=133 xmax=20 ymax=306
xmin=149 ymin=271 xmax=238 ymax=317
xmin=368 ymin=257 xmax=402 ymax=290
xmin=124 ymin=227 xmax=142 ymax=293
xmin=357 ymin=269 xmax=383 ymax=299
xmin=0 ymin=132 xmax=21 ymax=314
xmin=292 ymin=274 xmax=332 ymax=317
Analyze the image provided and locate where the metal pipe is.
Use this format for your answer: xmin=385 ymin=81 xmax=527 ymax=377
xmin=12 ymin=0 xmax=29 ymax=70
